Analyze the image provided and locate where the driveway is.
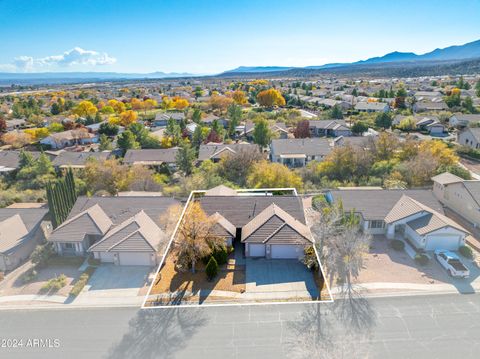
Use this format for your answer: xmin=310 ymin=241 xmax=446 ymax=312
xmin=73 ymin=265 xmax=152 ymax=305
xmin=245 ymin=259 xmax=319 ymax=299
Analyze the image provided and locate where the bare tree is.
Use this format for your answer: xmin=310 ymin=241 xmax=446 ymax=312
xmin=174 ymin=202 xmax=224 ymax=273
xmin=310 ymin=201 xmax=372 ymax=306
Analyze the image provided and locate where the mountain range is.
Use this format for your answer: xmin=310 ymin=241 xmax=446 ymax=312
xmin=223 ymin=38 xmax=480 ymax=74
xmin=0 ymin=39 xmax=479 ymax=85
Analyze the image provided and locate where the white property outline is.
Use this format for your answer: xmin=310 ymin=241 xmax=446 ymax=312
xmin=141 ymin=187 xmax=334 ymax=309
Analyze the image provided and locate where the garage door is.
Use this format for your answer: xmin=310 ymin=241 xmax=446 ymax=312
xmin=99 ymin=252 xmax=115 ymax=263
xmin=118 ymin=252 xmax=152 ymax=266
xmin=271 ymin=244 xmax=304 ymax=259
xmin=249 ymin=244 xmax=266 ymax=257
xmin=425 ymin=235 xmax=460 ymax=251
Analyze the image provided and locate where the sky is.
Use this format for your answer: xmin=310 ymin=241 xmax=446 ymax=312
xmin=0 ymin=0 xmax=479 ymax=74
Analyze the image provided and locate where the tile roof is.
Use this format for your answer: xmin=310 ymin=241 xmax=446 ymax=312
xmin=123 ymin=148 xmax=179 ymax=165
xmin=49 ymin=204 xmax=113 ymax=243
xmin=270 ymin=138 xmax=331 ymax=156
xmin=51 ymin=151 xmax=111 ymax=167
xmin=241 ymin=203 xmax=312 ymax=244
xmin=0 ymin=214 xmax=29 ymax=253
xmin=199 ymin=195 xmax=306 ymax=228
xmin=329 ymin=189 xmax=443 ymax=220
xmin=205 ymin=185 xmax=238 ymax=197
xmin=88 ymin=211 xmax=163 ymax=253
xmin=431 ymin=172 xmax=463 ymax=185
xmin=198 ymin=143 xmax=259 ymax=161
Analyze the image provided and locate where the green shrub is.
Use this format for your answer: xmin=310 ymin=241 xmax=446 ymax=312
xmin=70 ymin=267 xmax=95 ymax=297
xmin=30 ymin=243 xmax=55 ymax=268
xmin=390 ymin=239 xmax=405 ymax=251
xmin=21 ymin=268 xmax=38 ymax=284
xmin=312 ymin=195 xmax=327 ymax=210
xmin=205 ymin=257 xmax=218 ymax=281
xmin=459 ymin=245 xmax=474 ymax=259
xmin=414 ymin=253 xmax=429 ymax=266
xmin=41 ymin=274 xmax=67 ymax=292
xmin=213 ymin=247 xmax=228 ymax=265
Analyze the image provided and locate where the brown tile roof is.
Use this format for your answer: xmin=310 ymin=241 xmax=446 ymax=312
xmin=88 ymin=211 xmax=163 ymax=253
xmin=241 ymin=203 xmax=312 ymax=244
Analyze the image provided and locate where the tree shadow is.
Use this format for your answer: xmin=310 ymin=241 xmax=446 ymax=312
xmin=106 ymin=306 xmax=207 ymax=359
xmin=285 ymin=288 xmax=377 ymax=358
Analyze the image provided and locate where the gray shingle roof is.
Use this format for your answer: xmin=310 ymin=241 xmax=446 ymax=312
xmin=329 ymin=189 xmax=443 ymax=220
xmin=270 ymin=138 xmax=331 ymax=156
xmin=0 ymin=151 xmax=40 ymax=170
xmin=199 ymin=195 xmax=306 ymax=227
xmin=308 ymin=120 xmax=347 ymax=130
xmin=198 ymin=143 xmax=259 ymax=161
xmin=123 ymin=148 xmax=179 ymax=165
xmin=49 ymin=196 xmax=181 ymax=244
xmin=0 ymin=208 xmax=47 ymax=253
xmin=51 ymin=151 xmax=111 ymax=167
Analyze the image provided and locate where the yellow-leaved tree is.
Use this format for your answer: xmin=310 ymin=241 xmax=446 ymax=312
xmin=256 ymin=88 xmax=286 ymax=107
xmin=73 ymin=100 xmax=98 ymax=117
xmin=247 ymin=160 xmax=303 ymax=189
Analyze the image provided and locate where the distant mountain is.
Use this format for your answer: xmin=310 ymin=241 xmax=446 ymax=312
xmin=0 ymin=71 xmax=196 ymax=85
xmin=225 ymin=66 xmax=295 ymax=73
xmin=223 ymin=38 xmax=480 ymax=74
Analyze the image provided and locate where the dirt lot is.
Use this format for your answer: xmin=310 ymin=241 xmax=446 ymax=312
xmin=356 ymin=236 xmax=453 ymax=285
xmin=151 ymin=254 xmax=245 ymax=296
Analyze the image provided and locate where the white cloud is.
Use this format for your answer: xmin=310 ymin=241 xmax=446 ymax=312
xmin=0 ymin=47 xmax=116 ymax=72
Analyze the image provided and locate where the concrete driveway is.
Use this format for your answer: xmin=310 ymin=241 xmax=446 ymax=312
xmin=73 ymin=265 xmax=152 ymax=306
xmin=245 ymin=259 xmax=319 ymax=299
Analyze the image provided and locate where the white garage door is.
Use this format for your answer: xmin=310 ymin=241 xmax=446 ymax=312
xmin=249 ymin=244 xmax=266 ymax=257
xmin=271 ymin=244 xmax=304 ymax=259
xmin=425 ymin=235 xmax=460 ymax=251
xmin=118 ymin=252 xmax=152 ymax=266
xmin=99 ymin=252 xmax=115 ymax=263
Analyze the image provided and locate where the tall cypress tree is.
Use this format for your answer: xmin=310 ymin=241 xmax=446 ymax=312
xmin=46 ymin=169 xmax=78 ymax=229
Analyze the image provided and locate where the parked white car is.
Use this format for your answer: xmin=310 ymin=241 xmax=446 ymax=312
xmin=435 ymin=250 xmax=470 ymax=278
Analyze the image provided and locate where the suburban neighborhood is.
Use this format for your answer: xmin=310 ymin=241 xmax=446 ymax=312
xmin=1 ymin=1 xmax=480 ymax=358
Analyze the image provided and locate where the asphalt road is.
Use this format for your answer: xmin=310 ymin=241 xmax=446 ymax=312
xmin=0 ymin=293 xmax=480 ymax=359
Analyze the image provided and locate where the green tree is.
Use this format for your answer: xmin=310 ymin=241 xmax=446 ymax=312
xmin=191 ymin=108 xmax=202 ymax=123
xmin=330 ymin=105 xmax=343 ymax=119
xmin=192 ymin=125 xmax=204 ymax=150
xmin=253 ymin=118 xmax=271 ymax=148
xmin=375 ymin=112 xmax=392 ymax=129
xmin=117 ymin=130 xmax=140 ymax=155
xmin=205 ymin=256 xmax=218 ymax=280
xmin=98 ymin=134 xmax=113 ymax=151
xmin=462 ymin=96 xmax=477 ymax=113
xmin=476 ymin=80 xmax=480 ymax=97
xmin=98 ymin=122 xmax=119 ymax=137
xmin=176 ymin=141 xmax=196 ymax=176
xmin=227 ymin=104 xmax=242 ymax=137
xmin=351 ymin=121 xmax=368 ymax=135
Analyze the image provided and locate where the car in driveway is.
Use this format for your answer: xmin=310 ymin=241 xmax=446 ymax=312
xmin=435 ymin=250 xmax=470 ymax=278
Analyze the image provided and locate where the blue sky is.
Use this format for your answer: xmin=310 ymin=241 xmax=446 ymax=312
xmin=0 ymin=0 xmax=479 ymax=74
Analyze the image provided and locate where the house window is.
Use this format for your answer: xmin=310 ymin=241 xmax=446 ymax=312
xmin=369 ymin=220 xmax=385 ymax=229
xmin=64 ymin=243 xmax=75 ymax=249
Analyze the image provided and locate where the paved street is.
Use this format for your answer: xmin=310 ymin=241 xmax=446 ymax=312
xmin=0 ymin=293 xmax=480 ymax=359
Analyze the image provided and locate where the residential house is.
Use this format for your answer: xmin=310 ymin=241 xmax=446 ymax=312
xmin=449 ymin=114 xmax=480 ymax=128
xmin=51 ymin=151 xmax=111 ymax=170
xmin=123 ymin=148 xmax=180 ymax=170
xmin=457 ymin=127 xmax=480 ymax=149
xmin=243 ymin=121 xmax=288 ymax=140
xmin=48 ymin=196 xmax=180 ymax=266
xmin=413 ymin=101 xmax=449 ymax=112
xmin=198 ymin=143 xmax=260 ymax=163
xmin=393 ymin=115 xmax=445 ymax=135
xmin=0 ymin=206 xmax=50 ymax=272
xmin=5 ymin=119 xmax=26 ymax=131
xmin=355 ymin=102 xmax=390 ymax=113
xmin=0 ymin=151 xmax=40 ymax=174
xmin=152 ymin=112 xmax=185 ymax=127
xmin=327 ymin=188 xmax=467 ymax=251
xmin=199 ymin=187 xmax=313 ymax=259
xmin=270 ymin=138 xmax=331 ymax=167
xmin=308 ymin=120 xmax=352 ymax=137
xmin=40 ymin=129 xmax=96 ymax=149
xmin=432 ymin=172 xmax=480 ymax=227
